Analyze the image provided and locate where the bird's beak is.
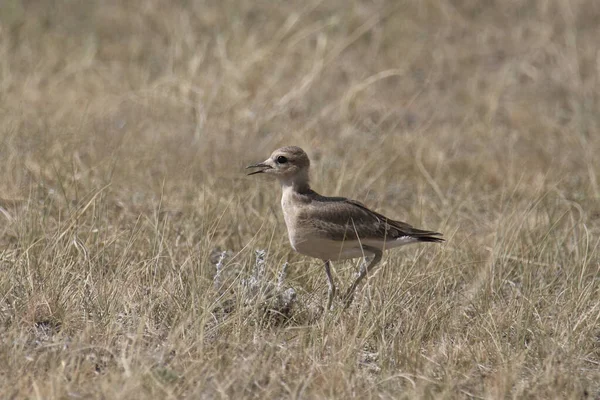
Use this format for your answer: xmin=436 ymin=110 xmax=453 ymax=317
xmin=246 ymin=161 xmax=272 ymax=176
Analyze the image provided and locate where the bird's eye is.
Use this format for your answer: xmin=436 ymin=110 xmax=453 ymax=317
xmin=276 ymin=156 xmax=288 ymax=164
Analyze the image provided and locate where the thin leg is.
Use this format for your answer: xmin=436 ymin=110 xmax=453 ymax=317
xmin=324 ymin=260 xmax=336 ymax=311
xmin=344 ymin=245 xmax=383 ymax=308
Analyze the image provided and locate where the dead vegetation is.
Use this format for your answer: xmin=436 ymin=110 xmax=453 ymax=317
xmin=0 ymin=0 xmax=599 ymax=398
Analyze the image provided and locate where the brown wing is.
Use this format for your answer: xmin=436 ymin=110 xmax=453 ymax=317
xmin=298 ymin=190 xmax=443 ymax=242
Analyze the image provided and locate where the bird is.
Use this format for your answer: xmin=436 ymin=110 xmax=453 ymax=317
xmin=247 ymin=146 xmax=443 ymax=310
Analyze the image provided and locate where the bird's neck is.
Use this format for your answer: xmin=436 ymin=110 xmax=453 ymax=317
xmin=279 ymin=171 xmax=311 ymax=194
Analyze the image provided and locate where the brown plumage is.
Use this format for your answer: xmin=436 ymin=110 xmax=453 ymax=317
xmin=247 ymin=146 xmax=444 ymax=310
xmin=294 ymin=190 xmax=443 ymax=243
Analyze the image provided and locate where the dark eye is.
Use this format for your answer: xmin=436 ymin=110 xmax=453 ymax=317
xmin=276 ymin=156 xmax=288 ymax=164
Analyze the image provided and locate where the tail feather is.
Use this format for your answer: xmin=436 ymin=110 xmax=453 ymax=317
xmin=416 ymin=235 xmax=445 ymax=243
xmin=387 ymin=217 xmax=443 ymax=240
xmin=406 ymin=227 xmax=444 ymax=243
xmin=405 ymin=226 xmax=444 ymax=240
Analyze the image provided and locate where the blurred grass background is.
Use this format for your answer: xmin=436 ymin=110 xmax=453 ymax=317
xmin=0 ymin=0 xmax=599 ymax=398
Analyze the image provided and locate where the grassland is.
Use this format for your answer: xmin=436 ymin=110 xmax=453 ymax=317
xmin=0 ymin=0 xmax=599 ymax=398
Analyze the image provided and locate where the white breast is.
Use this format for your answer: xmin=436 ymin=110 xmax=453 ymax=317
xmin=281 ymin=187 xmax=300 ymax=249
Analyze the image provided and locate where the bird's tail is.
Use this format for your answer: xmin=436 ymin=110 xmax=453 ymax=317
xmin=416 ymin=235 xmax=445 ymax=243
xmin=408 ymin=227 xmax=445 ymax=243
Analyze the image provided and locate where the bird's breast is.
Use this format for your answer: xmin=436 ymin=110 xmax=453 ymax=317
xmin=281 ymin=190 xmax=301 ymax=247
xmin=281 ymin=189 xmax=318 ymax=254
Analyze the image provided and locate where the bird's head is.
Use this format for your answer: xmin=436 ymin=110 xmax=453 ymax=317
xmin=247 ymin=146 xmax=310 ymax=187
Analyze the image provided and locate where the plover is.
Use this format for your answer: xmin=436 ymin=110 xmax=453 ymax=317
xmin=247 ymin=146 xmax=443 ymax=310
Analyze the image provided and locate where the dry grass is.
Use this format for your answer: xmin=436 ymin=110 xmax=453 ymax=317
xmin=1 ymin=0 xmax=599 ymax=398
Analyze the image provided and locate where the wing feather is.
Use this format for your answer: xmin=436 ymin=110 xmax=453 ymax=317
xmin=297 ymin=190 xmax=443 ymax=242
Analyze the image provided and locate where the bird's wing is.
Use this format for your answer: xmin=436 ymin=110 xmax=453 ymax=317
xmin=299 ymin=193 xmax=442 ymax=242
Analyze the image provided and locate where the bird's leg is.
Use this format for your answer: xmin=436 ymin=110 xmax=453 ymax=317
xmin=324 ymin=260 xmax=336 ymax=311
xmin=344 ymin=245 xmax=383 ymax=308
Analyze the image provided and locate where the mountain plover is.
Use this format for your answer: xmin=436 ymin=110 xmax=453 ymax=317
xmin=247 ymin=146 xmax=443 ymax=310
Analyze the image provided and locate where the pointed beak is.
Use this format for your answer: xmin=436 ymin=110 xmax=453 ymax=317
xmin=246 ymin=162 xmax=272 ymax=176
